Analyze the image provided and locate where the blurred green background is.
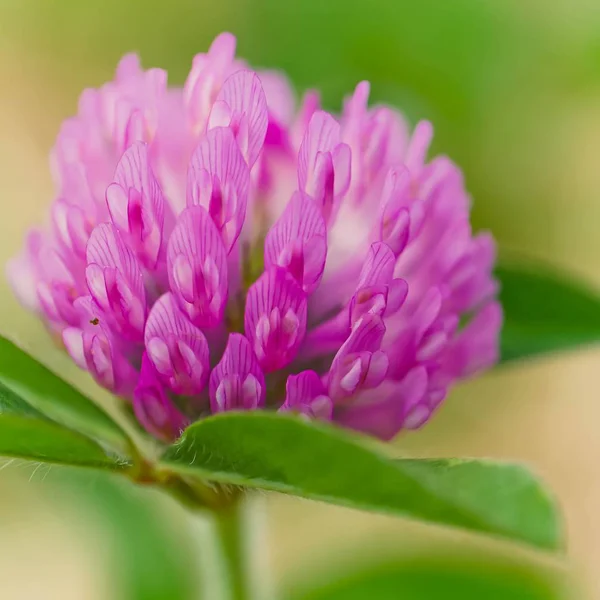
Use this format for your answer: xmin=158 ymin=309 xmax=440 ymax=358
xmin=0 ymin=0 xmax=599 ymax=598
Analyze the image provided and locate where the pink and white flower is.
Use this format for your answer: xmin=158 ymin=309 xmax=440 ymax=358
xmin=7 ymin=33 xmax=502 ymax=441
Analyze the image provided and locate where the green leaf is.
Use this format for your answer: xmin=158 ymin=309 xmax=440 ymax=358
xmin=286 ymin=553 xmax=565 ymax=600
xmin=0 ymin=335 xmax=129 ymax=450
xmin=0 ymin=365 xmax=129 ymax=470
xmin=161 ymin=412 xmax=561 ymax=551
xmin=0 ymin=379 xmax=49 ymax=419
xmin=497 ymin=263 xmax=600 ymax=362
xmin=0 ymin=413 xmax=126 ymax=469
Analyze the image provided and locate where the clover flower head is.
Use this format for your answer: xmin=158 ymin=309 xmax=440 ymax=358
xmin=7 ymin=33 xmax=501 ymax=441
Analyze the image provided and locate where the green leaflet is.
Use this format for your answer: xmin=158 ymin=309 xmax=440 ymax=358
xmin=0 ymin=413 xmax=126 ymax=469
xmin=0 ymin=335 xmax=130 ymax=450
xmin=162 ymin=412 xmax=561 ymax=551
xmin=497 ymin=264 xmax=600 ymax=362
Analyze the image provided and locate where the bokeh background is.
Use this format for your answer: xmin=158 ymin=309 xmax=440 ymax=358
xmin=0 ymin=0 xmax=599 ymax=598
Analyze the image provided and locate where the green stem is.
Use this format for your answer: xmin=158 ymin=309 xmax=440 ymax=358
xmin=195 ymin=495 xmax=271 ymax=600
xmin=125 ymin=447 xmax=269 ymax=600
xmin=214 ymin=501 xmax=251 ymax=600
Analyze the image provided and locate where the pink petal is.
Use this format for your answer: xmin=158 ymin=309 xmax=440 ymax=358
xmin=62 ymin=327 xmax=87 ymax=369
xmin=350 ymin=242 xmax=408 ymax=325
xmin=209 ymin=333 xmax=265 ymax=412
xmin=183 ymin=33 xmax=237 ymax=134
xmin=208 ymin=70 xmax=268 ymax=168
xmin=208 ymin=32 xmax=237 ymax=68
xmin=363 ymin=108 xmax=408 ymax=186
xmin=405 ymin=120 xmax=433 ymax=174
xmin=379 ymin=167 xmax=411 ymax=256
xmin=386 ymin=278 xmax=409 ymax=315
xmin=414 ymin=287 xmax=443 ymax=339
xmin=106 ymin=141 xmax=167 ymax=269
xmin=86 ymin=223 xmax=146 ymax=340
xmin=283 ymin=370 xmax=325 ymax=404
xmin=343 ymin=81 xmax=370 ymax=122
xmin=264 ymin=191 xmax=327 ymax=294
xmin=344 ymin=311 xmax=386 ymax=354
xmin=187 ymin=126 xmax=250 ymax=251
xmin=113 ymin=102 xmax=146 ymax=155
xmin=280 ymin=370 xmax=332 ymax=420
xmin=89 ymin=334 xmax=137 ymax=396
xmin=115 ymin=53 xmax=142 ymax=82
xmin=244 ymin=268 xmax=308 ymax=372
xmin=332 ymin=143 xmax=352 ymax=198
xmin=298 ymin=110 xmax=352 ymax=223
xmin=35 ymin=248 xmax=82 ymax=327
xmin=133 ymin=353 xmax=189 ymax=442
xmin=416 ymin=330 xmax=448 ymax=362
xmin=362 ymin=350 xmax=389 ymax=388
xmin=298 ymin=110 xmax=340 ymax=195
xmin=338 ymin=366 xmax=428 ymax=440
xmin=357 ymin=242 xmax=396 ymax=288
xmin=398 ymin=366 xmax=429 ymax=414
xmin=442 ymin=301 xmax=503 ymax=378
xmin=6 ymin=229 xmax=45 ymax=313
xmin=346 ymin=315 xmax=385 ymax=356
xmin=167 ymin=205 xmax=228 ymax=328
xmin=51 ymin=199 xmax=94 ymax=260
xmin=144 ymin=292 xmax=210 ymax=395
xmin=63 ymin=314 xmax=137 ymax=396
xmin=328 ymin=314 xmax=388 ymax=401
xmin=52 ymin=157 xmax=97 ymax=212
xmin=103 ymin=62 xmax=166 ymax=152
xmin=402 ymin=405 xmax=432 ymax=430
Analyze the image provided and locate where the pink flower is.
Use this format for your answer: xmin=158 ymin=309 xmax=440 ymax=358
xmin=7 ymin=33 xmax=502 ymax=442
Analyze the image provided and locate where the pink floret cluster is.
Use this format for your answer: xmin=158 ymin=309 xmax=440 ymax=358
xmin=7 ymin=33 xmax=501 ymax=441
